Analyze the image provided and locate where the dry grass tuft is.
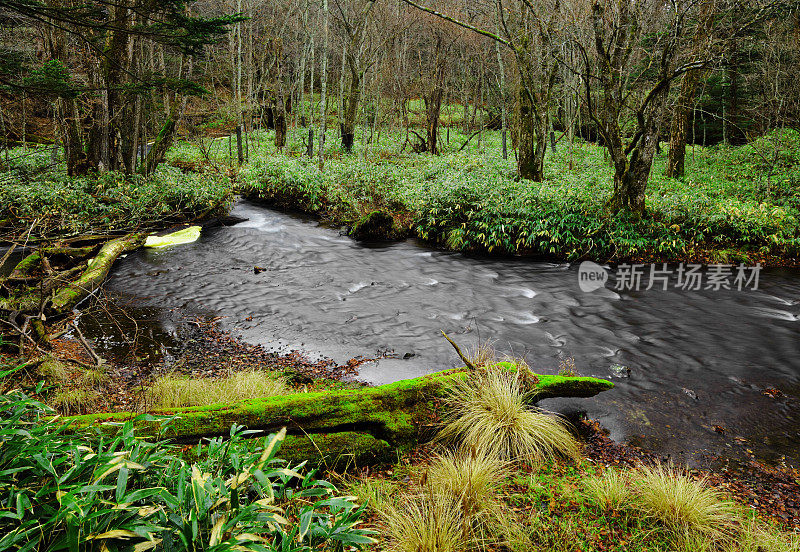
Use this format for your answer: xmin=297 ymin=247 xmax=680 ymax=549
xmin=148 ymin=369 xmax=288 ymax=408
xmin=496 ymin=510 xmax=582 ymax=552
xmin=49 ymin=388 xmax=100 ymax=414
xmin=36 ymin=359 xmax=69 ymax=384
xmin=348 ymin=477 xmax=400 ymax=514
xmin=732 ymin=518 xmax=800 ymax=552
xmin=438 ymin=367 xmax=580 ymax=464
xmin=632 ymin=463 xmax=737 ymax=538
xmin=425 ymin=447 xmax=509 ymax=517
xmin=466 ymin=340 xmax=497 ymax=368
xmin=557 ymin=357 xmax=578 ymax=377
xmin=81 ymin=368 xmax=109 ymax=387
xmin=583 ymin=469 xmax=631 ymax=512
xmin=378 ymin=493 xmax=474 ymax=552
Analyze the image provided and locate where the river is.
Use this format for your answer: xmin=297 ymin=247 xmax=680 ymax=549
xmin=89 ymin=200 xmax=800 ymax=466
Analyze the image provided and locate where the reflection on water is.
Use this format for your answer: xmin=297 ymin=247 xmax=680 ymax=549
xmin=92 ymin=200 xmax=800 ymax=466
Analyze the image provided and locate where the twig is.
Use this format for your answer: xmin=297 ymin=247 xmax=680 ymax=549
xmin=69 ymin=321 xmax=102 ymax=366
xmin=0 ymin=243 xmax=16 ymax=275
xmin=440 ymin=330 xmax=476 ymax=370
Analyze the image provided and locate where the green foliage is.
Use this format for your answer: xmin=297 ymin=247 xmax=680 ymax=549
xmin=0 ymin=150 xmax=232 ymax=236
xmin=233 ymin=127 xmax=800 ymax=262
xmin=23 ymin=60 xmax=77 ymax=98
xmin=0 ymin=391 xmax=374 ymax=551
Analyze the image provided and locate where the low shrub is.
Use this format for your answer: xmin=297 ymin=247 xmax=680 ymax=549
xmin=0 ymin=390 xmax=374 ymax=551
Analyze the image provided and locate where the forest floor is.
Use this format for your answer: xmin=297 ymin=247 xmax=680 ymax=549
xmin=344 ymin=427 xmax=800 ymax=552
xmin=182 ymin=125 xmax=800 ymax=266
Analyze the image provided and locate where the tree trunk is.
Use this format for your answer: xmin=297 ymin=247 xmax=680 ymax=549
xmin=340 ymin=70 xmax=360 ymax=152
xmin=275 ymin=101 xmax=287 ymax=150
xmin=48 ymin=234 xmax=144 ymax=314
xmin=66 ymin=365 xmax=614 ymax=465
xmin=59 ymin=98 xmax=91 ymax=176
xmin=665 ymin=68 xmax=703 ymax=178
xmin=424 ymin=87 xmax=443 ymax=154
xmin=666 ymin=2 xmax=714 ymax=178
xmin=516 ymin=84 xmax=547 ymax=181
xmin=318 ymin=0 xmax=329 ymax=167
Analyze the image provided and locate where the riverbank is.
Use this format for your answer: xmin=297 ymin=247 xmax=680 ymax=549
xmin=3 ymin=365 xmax=798 ymax=552
xmin=213 ymin=127 xmax=800 ymax=266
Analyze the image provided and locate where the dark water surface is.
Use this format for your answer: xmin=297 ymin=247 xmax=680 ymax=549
xmin=93 ymin=200 xmax=800 ymax=466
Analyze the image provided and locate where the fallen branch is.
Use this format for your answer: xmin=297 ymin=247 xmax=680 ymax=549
xmin=69 ymin=321 xmax=102 ymax=366
xmin=441 ymin=330 xmax=476 ymax=370
xmin=48 ymin=233 xmax=144 ymax=315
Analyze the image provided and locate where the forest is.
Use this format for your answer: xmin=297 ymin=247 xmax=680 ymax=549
xmin=1 ymin=0 xmax=800 ymax=550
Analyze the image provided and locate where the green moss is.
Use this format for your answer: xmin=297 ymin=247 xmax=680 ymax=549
xmin=281 ymin=432 xmax=395 ymax=468
xmin=9 ymin=252 xmax=41 ymax=278
xmin=65 ymin=366 xmax=612 ymax=466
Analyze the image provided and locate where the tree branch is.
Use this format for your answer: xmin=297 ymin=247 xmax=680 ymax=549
xmin=398 ymin=0 xmax=511 ymax=47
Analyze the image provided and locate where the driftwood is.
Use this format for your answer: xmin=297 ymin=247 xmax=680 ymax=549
xmin=66 ymin=364 xmax=614 ymax=466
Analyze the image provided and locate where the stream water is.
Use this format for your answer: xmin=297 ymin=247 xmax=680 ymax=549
xmin=88 ymin=200 xmax=800 ymax=466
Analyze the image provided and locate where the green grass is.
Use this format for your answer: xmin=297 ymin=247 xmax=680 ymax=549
xmin=147 ymin=369 xmax=288 ymax=408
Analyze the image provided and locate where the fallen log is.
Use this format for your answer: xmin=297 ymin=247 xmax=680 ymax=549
xmin=47 ymin=233 xmax=144 ymax=314
xmin=65 ymin=363 xmax=614 ymax=466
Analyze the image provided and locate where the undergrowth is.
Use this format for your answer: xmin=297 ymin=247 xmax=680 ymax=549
xmin=229 ymin=127 xmax=800 ymax=263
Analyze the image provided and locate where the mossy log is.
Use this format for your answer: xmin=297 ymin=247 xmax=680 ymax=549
xmin=66 ymin=364 xmax=613 ymax=466
xmin=47 ymin=234 xmax=144 ymax=314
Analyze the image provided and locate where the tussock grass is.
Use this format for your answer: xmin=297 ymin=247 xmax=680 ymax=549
xmin=36 ymin=359 xmax=69 ymax=384
xmin=632 ymin=463 xmax=737 ymax=538
xmin=49 ymin=388 xmax=99 ymax=414
xmin=583 ymin=469 xmax=631 ymax=512
xmin=466 ymin=340 xmax=497 ymax=368
xmin=734 ymin=518 xmax=800 ymax=552
xmin=438 ymin=367 xmax=580 ymax=463
xmin=348 ymin=477 xmax=400 ymax=513
xmin=148 ymin=369 xmax=288 ymax=408
xmin=425 ymin=447 xmax=509 ymax=517
xmin=497 ymin=510 xmax=582 ymax=552
xmin=378 ymin=493 xmax=476 ymax=552
xmin=81 ymin=368 xmax=109 ymax=387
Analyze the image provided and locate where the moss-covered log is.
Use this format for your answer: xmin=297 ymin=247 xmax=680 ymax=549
xmin=47 ymin=234 xmax=144 ymax=314
xmin=66 ymin=364 xmax=613 ymax=466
